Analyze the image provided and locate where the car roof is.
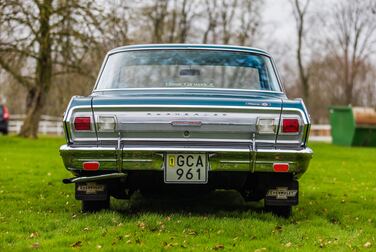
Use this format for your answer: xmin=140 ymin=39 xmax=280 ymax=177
xmin=108 ymin=44 xmax=271 ymax=56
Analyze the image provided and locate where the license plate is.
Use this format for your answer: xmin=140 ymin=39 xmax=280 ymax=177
xmin=76 ymin=182 xmax=105 ymax=194
xmin=164 ymin=153 xmax=208 ymax=183
xmin=75 ymin=182 xmax=107 ymax=200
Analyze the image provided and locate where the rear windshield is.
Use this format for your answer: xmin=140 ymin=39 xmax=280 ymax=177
xmin=96 ymin=49 xmax=281 ymax=91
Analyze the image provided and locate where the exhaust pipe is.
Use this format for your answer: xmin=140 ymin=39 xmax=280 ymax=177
xmin=62 ymin=173 xmax=127 ymax=184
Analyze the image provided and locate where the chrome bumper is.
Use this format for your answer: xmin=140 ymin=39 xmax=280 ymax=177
xmin=60 ymin=144 xmax=313 ymax=177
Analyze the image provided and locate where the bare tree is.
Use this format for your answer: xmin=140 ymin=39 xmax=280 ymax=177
xmin=202 ymin=0 xmax=263 ymax=45
xmin=177 ymin=0 xmax=194 ymax=43
xmin=325 ymin=0 xmax=376 ymax=105
xmin=0 ymin=0 xmax=102 ymax=138
xmin=291 ymin=0 xmax=311 ymax=104
xmin=145 ymin=0 xmax=169 ymax=43
xmin=237 ymin=0 xmax=262 ymax=46
xmin=220 ymin=0 xmax=238 ymax=44
xmin=202 ymin=0 xmax=218 ymax=44
xmin=139 ymin=0 xmax=196 ymax=44
xmin=102 ymin=0 xmax=131 ymax=50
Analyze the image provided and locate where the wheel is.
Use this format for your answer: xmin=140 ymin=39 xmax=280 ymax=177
xmin=82 ymin=198 xmax=110 ymax=212
xmin=265 ymin=205 xmax=292 ymax=218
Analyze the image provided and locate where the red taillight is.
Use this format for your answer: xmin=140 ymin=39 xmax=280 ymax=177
xmin=3 ymin=106 xmax=9 ymax=121
xmin=74 ymin=117 xmax=91 ymax=131
xmin=83 ymin=161 xmax=100 ymax=171
xmin=282 ymin=118 xmax=300 ymax=133
xmin=273 ymin=163 xmax=289 ymax=172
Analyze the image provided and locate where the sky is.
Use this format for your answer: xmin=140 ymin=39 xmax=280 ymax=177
xmin=262 ymin=0 xmax=337 ymax=46
xmin=263 ymin=0 xmax=295 ymax=44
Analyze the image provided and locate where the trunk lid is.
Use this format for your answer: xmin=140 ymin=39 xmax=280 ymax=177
xmin=91 ymin=89 xmax=283 ymax=145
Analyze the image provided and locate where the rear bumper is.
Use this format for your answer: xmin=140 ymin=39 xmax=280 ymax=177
xmin=60 ymin=144 xmax=312 ymax=178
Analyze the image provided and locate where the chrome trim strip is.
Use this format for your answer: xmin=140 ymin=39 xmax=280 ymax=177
xmin=93 ymin=87 xmax=284 ymax=94
xmin=98 ymin=138 xmax=276 ymax=143
xmin=109 ymin=44 xmax=271 ymax=55
xmin=63 ymin=96 xmax=76 ymax=122
xmin=219 ymin=160 xmax=251 ymax=164
xmin=61 ymin=145 xmax=312 ymax=155
xmin=116 ymin=132 xmax=122 ymax=172
xmin=257 ymin=148 xmax=313 ymax=154
xmin=61 ymin=145 xmax=117 ymax=151
xmin=252 ymin=133 xmax=256 ymax=172
xmin=111 ymin=121 xmax=257 ymax=126
xmin=123 ymin=146 xmax=251 ymax=152
xmin=123 ymin=159 xmax=154 ymax=162
xmin=62 ymin=173 xmax=127 ymax=184
xmin=91 ymin=104 xmax=281 ymax=110
xmin=77 ymin=159 xmax=117 ymax=162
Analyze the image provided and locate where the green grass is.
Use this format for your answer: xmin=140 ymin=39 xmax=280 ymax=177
xmin=0 ymin=136 xmax=375 ymax=251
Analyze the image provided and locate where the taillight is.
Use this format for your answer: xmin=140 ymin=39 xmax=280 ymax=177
xmin=97 ymin=115 xmax=116 ymax=132
xmin=82 ymin=161 xmax=100 ymax=171
xmin=74 ymin=117 xmax=91 ymax=131
xmin=282 ymin=118 xmax=300 ymax=133
xmin=273 ymin=163 xmax=289 ymax=172
xmin=256 ymin=118 xmax=276 ymax=134
xmin=3 ymin=106 xmax=9 ymax=121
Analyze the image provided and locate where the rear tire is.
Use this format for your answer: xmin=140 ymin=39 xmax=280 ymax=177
xmin=82 ymin=198 xmax=110 ymax=212
xmin=265 ymin=205 xmax=292 ymax=218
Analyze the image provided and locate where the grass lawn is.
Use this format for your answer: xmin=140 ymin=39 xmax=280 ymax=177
xmin=0 ymin=136 xmax=375 ymax=251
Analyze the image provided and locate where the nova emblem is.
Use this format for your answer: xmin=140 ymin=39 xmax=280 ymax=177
xmin=266 ymin=187 xmax=297 ymax=199
xmin=171 ymin=121 xmax=202 ymax=127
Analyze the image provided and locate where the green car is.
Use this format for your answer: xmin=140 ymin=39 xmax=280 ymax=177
xmin=60 ymin=44 xmax=313 ymax=217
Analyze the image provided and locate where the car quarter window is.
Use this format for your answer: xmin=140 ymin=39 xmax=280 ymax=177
xmin=96 ymin=49 xmax=281 ymax=91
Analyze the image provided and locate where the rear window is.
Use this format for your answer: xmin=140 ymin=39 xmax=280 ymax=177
xmin=96 ymin=49 xmax=281 ymax=91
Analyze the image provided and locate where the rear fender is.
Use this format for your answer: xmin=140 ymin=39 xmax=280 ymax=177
xmin=63 ymin=96 xmax=97 ymax=144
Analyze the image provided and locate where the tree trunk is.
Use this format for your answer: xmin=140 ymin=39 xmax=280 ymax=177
xmin=18 ymin=88 xmax=47 ymax=138
xmin=19 ymin=0 xmax=52 ymax=138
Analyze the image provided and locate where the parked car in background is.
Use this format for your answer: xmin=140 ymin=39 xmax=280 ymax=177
xmin=60 ymin=44 xmax=313 ymax=217
xmin=0 ymin=104 xmax=9 ymax=135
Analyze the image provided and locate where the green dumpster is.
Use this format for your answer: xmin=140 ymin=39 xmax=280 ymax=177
xmin=329 ymin=106 xmax=376 ymax=146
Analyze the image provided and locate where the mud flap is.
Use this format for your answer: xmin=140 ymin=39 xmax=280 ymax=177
xmin=75 ymin=182 xmax=108 ymax=201
xmin=264 ymin=180 xmax=299 ymax=206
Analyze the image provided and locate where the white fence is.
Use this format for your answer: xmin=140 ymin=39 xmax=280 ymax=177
xmin=8 ymin=115 xmax=332 ymax=142
xmin=310 ymin=124 xmax=332 ymax=142
xmin=9 ymin=114 xmax=64 ymax=135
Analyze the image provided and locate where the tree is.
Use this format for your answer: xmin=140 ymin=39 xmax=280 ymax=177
xmin=325 ymin=0 xmax=376 ymax=105
xmin=138 ymin=0 xmax=196 ymax=44
xmin=0 ymin=0 xmax=102 ymax=138
xmin=237 ymin=0 xmax=261 ymax=46
xmin=202 ymin=0 xmax=263 ymax=45
xmin=291 ymin=0 xmax=311 ymax=104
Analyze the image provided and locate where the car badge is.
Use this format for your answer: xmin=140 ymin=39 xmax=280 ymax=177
xmin=171 ymin=121 xmax=202 ymax=127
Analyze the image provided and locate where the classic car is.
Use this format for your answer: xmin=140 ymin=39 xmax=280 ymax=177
xmin=0 ymin=104 xmax=9 ymax=135
xmin=60 ymin=44 xmax=313 ymax=217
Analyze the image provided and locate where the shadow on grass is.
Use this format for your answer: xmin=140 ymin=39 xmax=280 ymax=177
xmin=111 ymin=190 xmax=265 ymax=218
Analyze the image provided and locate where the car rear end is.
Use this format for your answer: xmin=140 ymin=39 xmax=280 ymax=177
xmin=59 ymin=45 xmax=313 ymax=216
